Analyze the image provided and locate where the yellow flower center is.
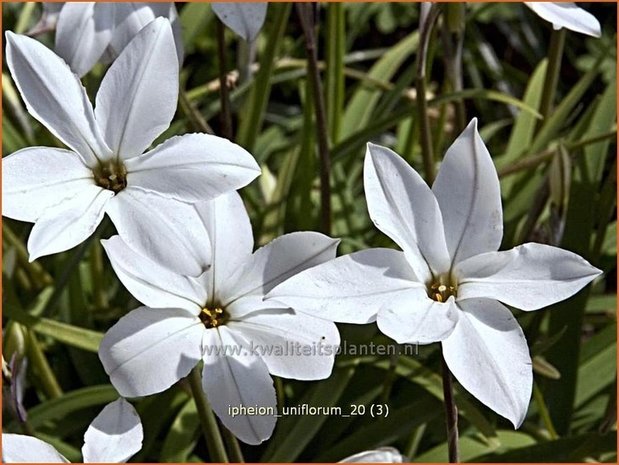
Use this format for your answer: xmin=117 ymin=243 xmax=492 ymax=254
xmin=199 ymin=306 xmax=228 ymax=328
xmin=93 ymin=160 xmax=127 ymax=194
xmin=427 ymin=275 xmax=458 ymax=302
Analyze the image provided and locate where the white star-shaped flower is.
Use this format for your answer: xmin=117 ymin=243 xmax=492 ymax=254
xmin=266 ymin=118 xmax=601 ymax=427
xmin=525 ymin=2 xmax=601 ymax=37
xmin=98 ymin=192 xmax=341 ymax=445
xmin=3 ymin=18 xmax=260 ymax=275
xmin=2 ymin=398 xmax=143 ymax=463
xmin=52 ymin=2 xmax=183 ymax=77
xmin=339 ymin=448 xmax=406 ymax=463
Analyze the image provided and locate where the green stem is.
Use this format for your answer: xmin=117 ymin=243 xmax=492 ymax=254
xmin=89 ymin=239 xmax=107 ymax=310
xmin=532 ymin=381 xmax=558 ymax=439
xmin=237 ymin=3 xmax=291 ymax=151
xmin=326 ymin=3 xmax=345 ymax=143
xmin=297 ymin=3 xmax=332 ymax=235
xmin=416 ymin=4 xmax=441 ymax=183
xmin=3 ymin=224 xmax=53 ymax=288
xmin=441 ymin=4 xmax=466 ymax=133
xmin=179 ymin=88 xmax=214 ymax=134
xmin=222 ymin=427 xmax=245 ymax=463
xmin=404 ymin=423 xmax=427 ymax=459
xmin=188 ymin=367 xmax=229 ymax=463
xmin=27 ymin=330 xmax=63 ymax=399
xmin=498 ymin=128 xmax=617 ymax=178
xmin=216 ymin=18 xmax=234 ymax=140
xmin=379 ymin=352 xmax=399 ymax=403
xmin=441 ymin=353 xmax=459 ymax=463
xmin=538 ymin=28 xmax=566 ymax=123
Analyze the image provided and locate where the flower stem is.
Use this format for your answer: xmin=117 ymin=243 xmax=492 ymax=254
xmin=441 ymin=352 xmax=459 ymax=463
xmin=441 ymin=3 xmax=466 ymax=133
xmin=188 ymin=367 xmax=229 ymax=463
xmin=416 ymin=4 xmax=441 ymax=183
xmin=216 ymin=17 xmax=234 ymax=140
xmin=538 ymin=28 xmax=566 ymax=123
xmin=222 ymin=427 xmax=245 ymax=463
xmin=532 ymin=381 xmax=558 ymax=440
xmin=297 ymin=2 xmax=332 ymax=235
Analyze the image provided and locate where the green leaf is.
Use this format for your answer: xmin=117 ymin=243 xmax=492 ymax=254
xmin=23 ymin=385 xmax=118 ymax=430
xmin=262 ymin=366 xmax=356 ymax=462
xmin=341 ymin=30 xmax=419 ymax=138
xmin=5 ymin=296 xmax=104 ymax=353
xmin=477 ymin=431 xmax=616 ymax=462
xmin=416 ymin=430 xmax=536 ymax=462
xmin=160 ymin=398 xmax=200 ymax=462
xmin=314 ymin=397 xmax=440 ymax=461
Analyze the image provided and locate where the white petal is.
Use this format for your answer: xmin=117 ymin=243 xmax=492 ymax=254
xmin=212 ymin=3 xmax=268 ymax=41
xmin=364 ymin=143 xmax=450 ymax=282
xmin=95 ymin=17 xmax=178 ymax=159
xmin=107 ymin=3 xmax=183 ymax=65
xmin=442 ymin=299 xmax=532 ymax=428
xmin=432 ymin=119 xmax=503 ymax=265
xmin=82 ymin=398 xmax=143 ymax=463
xmin=28 ymin=185 xmax=112 ymax=261
xmin=2 ymin=434 xmax=68 ymax=463
xmin=266 ymin=248 xmax=420 ymax=324
xmin=2 ymin=147 xmax=93 ymax=222
xmin=106 ymin=188 xmax=211 ymax=277
xmin=99 ymin=306 xmax=204 ymax=398
xmin=525 ymin=3 xmax=602 ymax=37
xmin=456 ymin=242 xmax=602 ymax=311
xmin=55 ymin=2 xmax=114 ymax=77
xmin=339 ymin=447 xmax=406 ymax=463
xmin=377 ymin=292 xmax=458 ymax=344
xmin=202 ymin=327 xmax=277 ymax=445
xmin=196 ymin=192 xmax=254 ymax=300
xmin=223 ymin=232 xmax=339 ymax=305
xmin=101 ymin=236 xmax=205 ymax=312
xmin=5 ymin=31 xmax=111 ymax=166
xmin=125 ymin=133 xmax=261 ymax=203
xmin=228 ymin=311 xmax=339 ymax=380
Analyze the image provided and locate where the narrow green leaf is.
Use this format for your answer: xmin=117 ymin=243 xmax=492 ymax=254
xmin=262 ymin=366 xmax=356 ymax=462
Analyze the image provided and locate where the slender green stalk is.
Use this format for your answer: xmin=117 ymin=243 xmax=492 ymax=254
xmin=498 ymin=128 xmax=617 ymax=178
xmin=179 ymin=88 xmax=214 ymax=134
xmin=441 ymin=353 xmax=459 ymax=463
xmin=237 ymin=3 xmax=291 ymax=151
xmin=27 ymin=330 xmax=63 ymax=399
xmin=216 ymin=18 xmax=234 ymax=140
xmin=43 ymin=234 xmax=97 ymax=317
xmin=404 ymin=423 xmax=427 ymax=459
xmin=441 ymin=4 xmax=466 ymax=133
xmin=90 ymin=240 xmax=107 ymax=310
xmin=326 ymin=3 xmax=345 ymax=143
xmin=188 ymin=367 xmax=229 ymax=463
xmin=3 ymin=224 xmax=53 ymax=287
xmin=538 ymin=28 xmax=566 ymax=123
xmin=379 ymin=352 xmax=399 ymax=403
xmin=297 ymin=3 xmax=332 ymax=235
xmin=222 ymin=427 xmax=245 ymax=463
xmin=533 ymin=381 xmax=559 ymax=440
xmin=415 ymin=4 xmax=441 ymax=183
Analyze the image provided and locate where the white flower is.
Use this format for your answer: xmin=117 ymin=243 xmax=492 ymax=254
xmin=2 ymin=398 xmax=143 ymax=463
xmin=98 ymin=192 xmax=341 ymax=445
xmin=52 ymin=2 xmax=183 ymax=77
xmin=525 ymin=3 xmax=601 ymax=37
xmin=212 ymin=3 xmax=268 ymax=42
xmin=266 ymin=119 xmax=601 ymax=427
xmin=339 ymin=447 xmax=406 ymax=463
xmin=3 ymin=18 xmax=260 ymax=276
